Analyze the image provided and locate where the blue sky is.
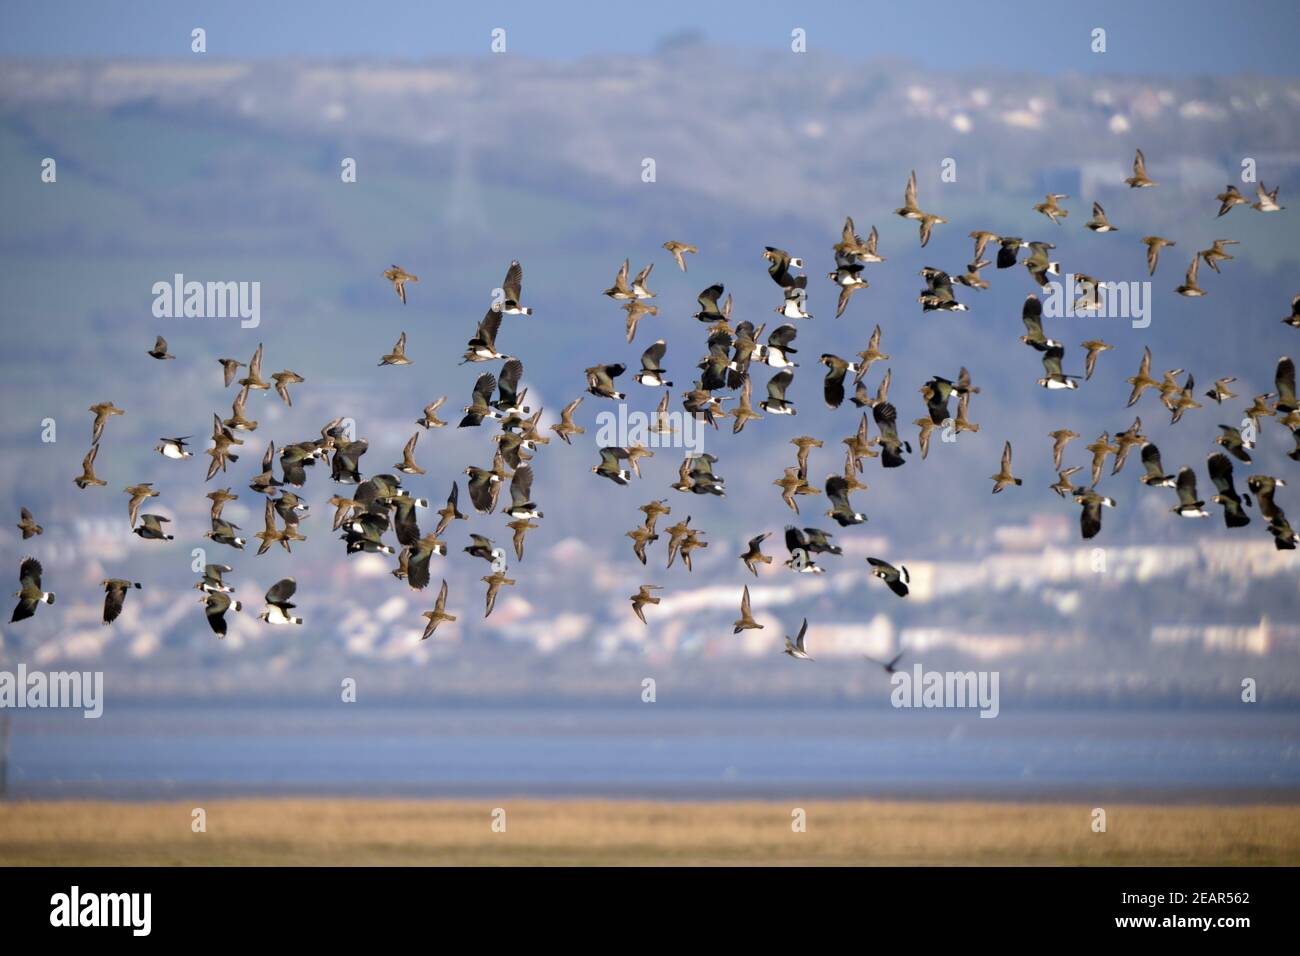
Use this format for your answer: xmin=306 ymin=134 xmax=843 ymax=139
xmin=1 ymin=0 xmax=1297 ymax=75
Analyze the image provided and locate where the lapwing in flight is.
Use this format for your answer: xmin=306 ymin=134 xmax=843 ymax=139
xmin=11 ymin=557 xmax=54 ymax=622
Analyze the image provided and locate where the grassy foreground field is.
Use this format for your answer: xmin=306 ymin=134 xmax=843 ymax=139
xmin=1 ymin=799 xmax=1297 ymax=866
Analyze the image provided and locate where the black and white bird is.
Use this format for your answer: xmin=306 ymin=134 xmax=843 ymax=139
xmin=101 ymin=578 xmax=142 ymax=624
xmin=1074 ymin=488 xmax=1116 ymax=539
xmin=156 ymin=436 xmax=192 ymax=459
xmin=585 ymin=363 xmax=627 ymax=401
xmin=260 ymin=578 xmax=304 ymax=625
xmin=635 ymin=341 xmax=672 ymax=388
xmin=824 ymin=475 xmax=866 ymax=526
xmin=498 ymin=260 xmax=533 ymax=315
xmin=760 ymin=369 xmax=796 ymax=415
xmin=866 ymin=557 xmax=910 ymax=597
xmin=133 ymin=514 xmax=174 ymax=541
xmin=11 ymin=557 xmax=54 ymax=622
xmin=1138 ymin=443 xmax=1177 ymax=488
xmin=1206 ymin=454 xmax=1251 ymax=529
xmin=504 ymin=464 xmax=542 ymax=519
xmin=1171 ymin=467 xmax=1210 ymax=518
xmin=201 ymin=590 xmax=241 ymax=637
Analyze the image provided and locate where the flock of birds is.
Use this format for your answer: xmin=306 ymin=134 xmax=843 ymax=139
xmin=10 ymin=149 xmax=1298 ymax=666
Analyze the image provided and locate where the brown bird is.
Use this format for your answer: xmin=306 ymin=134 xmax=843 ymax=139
xmin=1034 ymin=193 xmax=1069 ymax=224
xmin=225 ymin=384 xmax=258 ymax=432
xmin=1215 ymin=184 xmax=1248 ymax=217
xmin=953 ymin=392 xmax=979 ymax=435
xmin=1199 ymin=239 xmax=1238 ymax=274
xmin=1140 ymin=236 xmax=1175 ymax=276
xmin=626 ymin=443 xmax=655 ymax=479
xmin=254 ymin=499 xmax=286 ymax=555
xmin=740 ymin=532 xmax=772 ymax=576
xmin=774 ymin=467 xmax=808 ymax=514
xmin=1081 ymin=340 xmax=1113 ymax=381
xmin=1168 ymin=374 xmax=1203 ymax=425
xmin=630 ymin=584 xmax=663 ymax=624
xmin=238 ymin=343 xmax=269 ymax=391
xmin=506 ymin=518 xmax=538 ymax=561
xmin=623 ymin=299 xmax=658 ymax=343
xmin=639 ymin=499 xmax=671 ymax=534
xmin=1174 ymin=256 xmax=1206 ymax=297
xmin=147 ymin=335 xmax=175 ymax=360
xmin=626 ymin=524 xmax=659 ymax=565
xmin=1126 ymin=347 xmax=1160 ymax=407
xmin=124 ymin=483 xmax=159 ymax=528
xmin=551 ymin=397 xmax=585 ymax=445
xmin=207 ymin=487 xmax=237 ymax=523
xmin=790 ymin=436 xmax=823 ymax=477
xmin=1252 ymin=182 xmax=1285 ymax=212
xmin=679 ymin=530 xmax=708 ymax=571
xmin=17 ymin=508 xmax=42 ymax=539
xmin=664 ymin=517 xmax=694 ymax=569
xmin=913 ymin=417 xmax=937 ymax=460
xmin=989 ymin=441 xmax=1021 ymax=493
xmin=433 ymin=482 xmax=468 ymax=537
xmin=420 ymin=580 xmax=456 ymax=638
xmin=1244 ymin=393 xmax=1276 ymax=431
xmin=272 ymin=370 xmax=304 ymax=406
xmin=1050 ymin=466 xmax=1085 ymax=499
xmin=217 ymin=358 xmax=245 ymax=387
xmin=1086 ymin=432 xmax=1120 ymax=486
xmin=1111 ymin=418 xmax=1145 ymax=474
xmin=733 ymin=585 xmax=763 ymax=634
xmin=394 ymin=432 xmax=425 ymax=475
xmin=663 ymin=241 xmax=697 ymax=272
xmin=88 ymin=401 xmax=124 ymax=444
xmin=1048 ymin=429 xmax=1080 ymax=471
xmin=482 ymin=571 xmax=515 ymax=618
xmin=1125 ymin=148 xmax=1157 ymax=188
xmin=853 ymin=325 xmax=890 ymax=384
xmin=730 ymin=376 xmax=763 ymax=434
xmin=384 ymin=264 xmax=418 ymax=304
xmin=416 ymin=397 xmax=447 ymax=429
xmin=379 ymin=332 xmax=412 ymax=366
xmin=74 ymin=444 xmax=106 ymax=489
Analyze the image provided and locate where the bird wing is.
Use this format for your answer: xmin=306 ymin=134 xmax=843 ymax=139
xmin=1276 ymin=357 xmax=1297 ymax=408
xmin=502 ymin=260 xmax=523 ymax=302
xmin=1206 ymin=453 xmax=1236 ymax=496
xmin=510 ymin=464 xmax=534 ymax=506
xmin=19 ymin=557 xmax=42 ymax=589
xmin=641 ymin=340 xmax=667 ymax=371
xmin=767 ymin=369 xmax=793 ymax=401
xmin=265 ymin=577 xmax=298 ymax=606
xmin=471 ymin=372 xmax=497 ymax=407
xmin=498 ymin=359 xmax=524 ymax=404
xmin=1140 ymin=443 xmax=1165 ymax=478
xmin=1022 ymin=295 xmax=1046 ymax=338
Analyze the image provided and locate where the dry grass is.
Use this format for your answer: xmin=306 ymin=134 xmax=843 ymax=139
xmin=1 ymin=799 xmax=1296 ymax=866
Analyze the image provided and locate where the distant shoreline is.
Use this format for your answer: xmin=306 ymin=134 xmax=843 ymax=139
xmin=4 ymin=798 xmax=1297 ymax=866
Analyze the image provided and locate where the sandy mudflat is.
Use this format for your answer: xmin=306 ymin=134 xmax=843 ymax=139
xmin=1 ymin=798 xmax=1297 ymax=865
